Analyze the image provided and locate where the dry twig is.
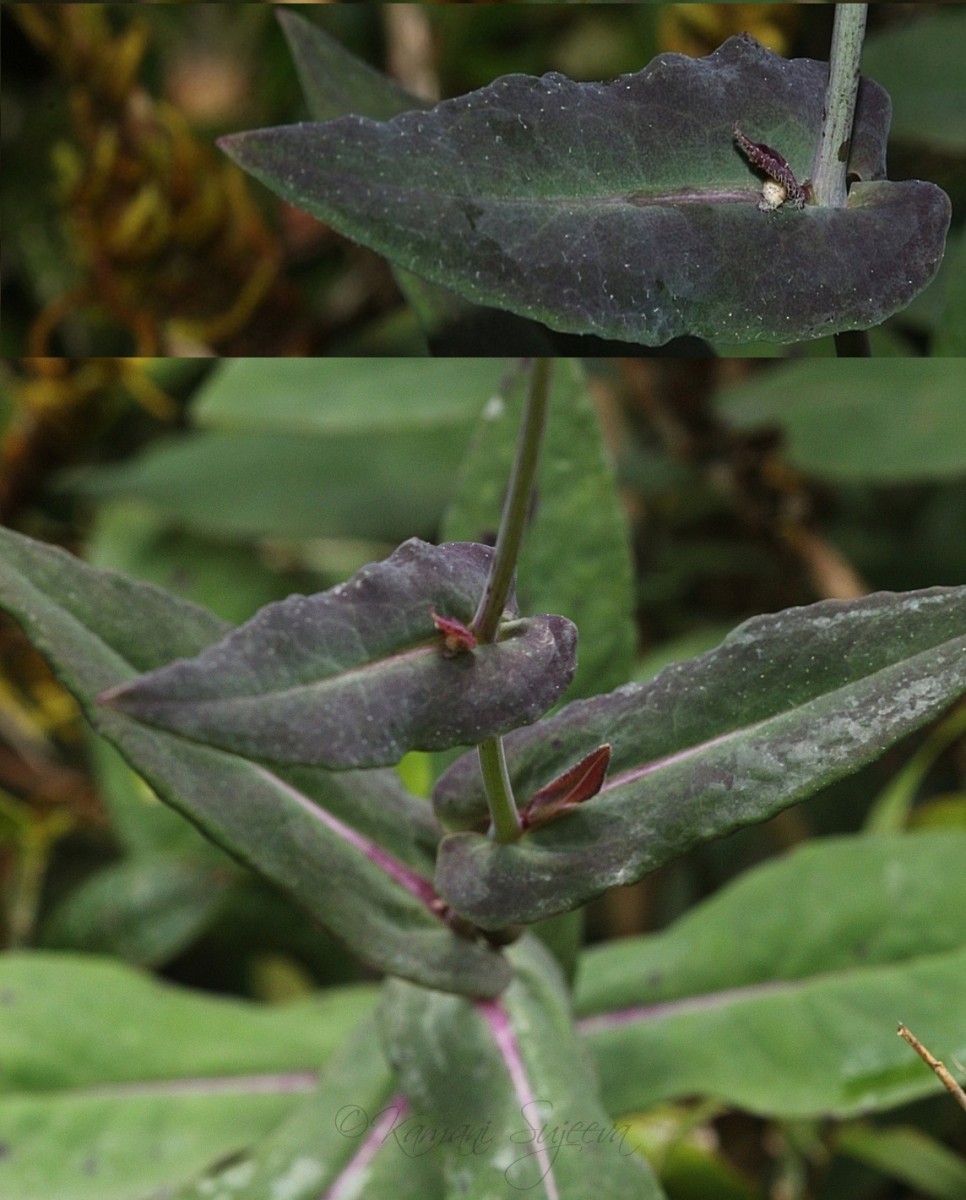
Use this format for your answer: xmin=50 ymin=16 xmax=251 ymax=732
xmin=897 ymin=1023 xmax=966 ymax=1113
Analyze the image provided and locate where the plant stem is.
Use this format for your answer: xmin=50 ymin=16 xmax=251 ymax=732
xmin=810 ymin=4 xmax=868 ymax=208
xmin=478 ymin=737 xmax=520 ymax=843
xmin=472 ymin=357 xmax=553 ymax=843
xmin=471 ymin=358 xmax=552 ymax=642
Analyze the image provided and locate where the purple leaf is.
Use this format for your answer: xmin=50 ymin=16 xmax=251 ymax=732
xmin=0 ymin=525 xmax=511 ymax=996
xmin=434 ymin=586 xmax=966 ymax=928
xmin=101 ymin=539 xmax=577 ymax=768
xmin=220 ymin=34 xmax=950 ymax=345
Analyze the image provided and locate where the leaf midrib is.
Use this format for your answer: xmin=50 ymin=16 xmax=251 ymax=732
xmin=304 ymin=165 xmax=760 ymax=209
xmin=593 ymin=632 xmax=966 ymax=802
xmin=575 ymin=943 xmax=966 ymax=1033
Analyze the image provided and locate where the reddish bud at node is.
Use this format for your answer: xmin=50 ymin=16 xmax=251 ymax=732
xmin=430 ymin=609 xmax=478 ymax=654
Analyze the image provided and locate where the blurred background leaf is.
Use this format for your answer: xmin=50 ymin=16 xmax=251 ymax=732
xmin=0 ymin=952 xmax=377 ymax=1200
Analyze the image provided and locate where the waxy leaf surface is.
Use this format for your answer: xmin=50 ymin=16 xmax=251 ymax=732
xmin=103 ymin=539 xmax=577 ymax=768
xmin=0 ymin=526 xmax=511 ymax=996
xmin=220 ymin=35 xmax=950 ymax=346
xmin=575 ymin=832 xmax=966 ymax=1118
xmin=434 ymin=587 xmax=966 ymax=927
xmin=381 ymin=937 xmax=665 ymax=1200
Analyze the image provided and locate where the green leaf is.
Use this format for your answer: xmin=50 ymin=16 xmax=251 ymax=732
xmin=65 ymin=427 xmax=471 ymax=543
xmin=0 ymin=952 xmax=376 ymax=1200
xmin=861 ymin=8 xmax=966 ymax=152
xmin=86 ymin=499 xmax=315 ymax=626
xmin=434 ymin=586 xmax=966 ymax=927
xmin=171 ymin=1014 xmax=444 ymax=1200
xmin=70 ymin=361 xmax=512 ymax=543
xmin=0 ymin=525 xmax=511 ymax=996
xmin=277 ymin=8 xmax=428 ymax=123
xmin=836 ymin=1122 xmax=966 ymax=1200
xmin=40 ymin=855 xmax=237 ymax=967
xmin=103 ymin=539 xmax=577 ymax=768
xmin=716 ymin=361 xmax=966 ymax=482
xmin=381 ymin=937 xmax=666 ymax=1200
xmin=573 ymin=832 xmax=966 ymax=1118
xmin=443 ymin=358 xmax=635 ymax=699
xmin=192 ymin=357 xmax=509 ymax=436
xmin=219 ymin=35 xmax=950 ymax=347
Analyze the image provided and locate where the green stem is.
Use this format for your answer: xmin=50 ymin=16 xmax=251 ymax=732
xmin=810 ymin=4 xmax=868 ymax=208
xmin=472 ymin=357 xmax=553 ymax=843
xmin=478 ymin=737 xmax=519 ymax=843
xmin=471 ymin=358 xmax=552 ymax=642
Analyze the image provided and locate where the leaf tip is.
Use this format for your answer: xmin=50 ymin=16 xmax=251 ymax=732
xmin=96 ymin=678 xmax=150 ymax=719
xmin=95 ymin=682 xmax=126 ymax=708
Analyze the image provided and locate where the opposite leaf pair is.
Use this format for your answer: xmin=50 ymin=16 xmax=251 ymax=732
xmin=97 ymin=532 xmax=966 ymax=944
xmin=3 ymin=525 xmax=966 ymax=999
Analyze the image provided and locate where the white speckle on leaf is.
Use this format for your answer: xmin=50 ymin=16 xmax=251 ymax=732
xmin=483 ymin=395 xmax=505 ymax=420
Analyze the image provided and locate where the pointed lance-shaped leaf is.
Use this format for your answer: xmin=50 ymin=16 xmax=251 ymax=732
xmin=434 ymin=586 xmax=966 ymax=928
xmin=276 ymin=8 xmax=516 ymax=352
xmin=381 ymin=936 xmax=665 ymax=1200
xmin=276 ymin=7 xmax=429 ymax=123
xmin=101 ymin=539 xmax=577 ymax=769
xmin=219 ymin=34 xmax=949 ymax=346
xmin=0 ymin=526 xmax=511 ymax=996
xmin=574 ymin=832 xmax=966 ymax=1118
